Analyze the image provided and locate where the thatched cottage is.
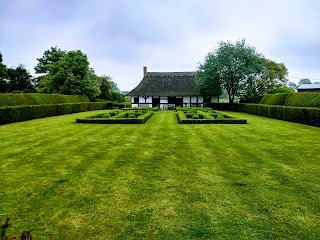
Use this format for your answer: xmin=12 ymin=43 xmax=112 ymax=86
xmin=127 ymin=67 xmax=221 ymax=109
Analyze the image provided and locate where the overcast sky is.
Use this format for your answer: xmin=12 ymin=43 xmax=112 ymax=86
xmin=1 ymin=0 xmax=320 ymax=91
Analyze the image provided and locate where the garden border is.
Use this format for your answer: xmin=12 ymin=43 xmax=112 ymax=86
xmin=176 ymin=111 xmax=247 ymax=124
xmin=76 ymin=111 xmax=154 ymax=124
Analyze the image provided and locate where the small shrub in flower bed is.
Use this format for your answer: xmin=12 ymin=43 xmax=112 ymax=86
xmin=121 ymin=107 xmax=160 ymax=111
xmin=76 ymin=110 xmax=154 ymax=124
xmin=176 ymin=109 xmax=246 ymax=124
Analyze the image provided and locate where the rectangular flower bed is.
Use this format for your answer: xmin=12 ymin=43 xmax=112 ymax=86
xmin=76 ymin=110 xmax=154 ymax=124
xmin=176 ymin=109 xmax=247 ymax=124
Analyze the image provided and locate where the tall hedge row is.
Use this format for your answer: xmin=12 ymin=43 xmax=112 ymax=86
xmin=0 ymin=93 xmax=90 ymax=107
xmin=205 ymin=103 xmax=320 ymax=127
xmin=0 ymin=102 xmax=109 ymax=125
xmin=259 ymin=92 xmax=320 ymax=108
xmin=259 ymin=93 xmax=290 ymax=105
xmin=284 ymin=92 xmax=320 ymax=108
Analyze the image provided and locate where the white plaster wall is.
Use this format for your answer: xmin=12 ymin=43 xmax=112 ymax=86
xmin=145 ymin=96 xmax=152 ymax=103
xmin=183 ymin=96 xmax=190 ymax=103
xmin=131 ymin=104 xmax=139 ymax=108
xmin=160 ymin=97 xmax=168 ymax=103
xmin=139 ymin=96 xmax=145 ymax=103
xmin=198 ymin=96 xmax=203 ymax=103
xmin=191 ymin=96 xmax=197 ymax=103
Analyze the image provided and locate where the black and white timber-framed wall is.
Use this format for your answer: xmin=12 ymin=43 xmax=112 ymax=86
xmin=127 ymin=67 xmax=221 ymax=109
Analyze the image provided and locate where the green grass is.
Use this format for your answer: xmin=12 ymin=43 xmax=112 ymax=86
xmin=0 ymin=111 xmax=319 ymax=239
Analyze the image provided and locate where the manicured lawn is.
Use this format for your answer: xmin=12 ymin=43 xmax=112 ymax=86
xmin=0 ymin=110 xmax=319 ymax=239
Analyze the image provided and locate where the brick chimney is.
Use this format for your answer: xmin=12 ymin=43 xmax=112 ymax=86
xmin=143 ymin=66 xmax=147 ymax=77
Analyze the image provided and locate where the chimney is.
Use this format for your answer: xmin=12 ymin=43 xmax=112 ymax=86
xmin=143 ymin=66 xmax=147 ymax=77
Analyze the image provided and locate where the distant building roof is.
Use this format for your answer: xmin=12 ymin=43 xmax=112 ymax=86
xmin=297 ymin=84 xmax=320 ymax=90
xmin=127 ymin=72 xmax=201 ymax=96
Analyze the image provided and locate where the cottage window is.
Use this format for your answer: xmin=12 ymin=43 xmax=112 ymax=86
xmin=133 ymin=97 xmax=139 ymax=103
xmin=168 ymin=97 xmax=175 ymax=104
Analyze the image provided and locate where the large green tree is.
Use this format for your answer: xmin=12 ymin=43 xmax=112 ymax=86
xmin=36 ymin=47 xmax=124 ymax=100
xmin=7 ymin=64 xmax=34 ymax=92
xmin=196 ymin=39 xmax=262 ymax=103
xmin=298 ymin=78 xmax=312 ymax=86
xmin=196 ymin=40 xmax=288 ymax=103
xmin=0 ymin=52 xmax=9 ymax=92
xmin=239 ymin=57 xmax=288 ymax=102
xmin=41 ymin=50 xmax=89 ymax=93
xmin=35 ymin=46 xmax=66 ymax=74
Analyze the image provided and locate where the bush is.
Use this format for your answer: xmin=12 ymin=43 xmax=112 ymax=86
xmin=0 ymin=93 xmax=90 ymax=107
xmin=176 ymin=111 xmax=247 ymax=124
xmin=128 ymin=113 xmax=136 ymax=118
xmin=192 ymin=114 xmax=199 ymax=119
xmin=0 ymin=102 xmax=109 ymax=125
xmin=284 ymin=92 xmax=320 ymax=108
xmin=259 ymin=93 xmax=291 ymax=105
xmin=206 ymin=103 xmax=320 ymax=127
xmin=76 ymin=111 xmax=154 ymax=124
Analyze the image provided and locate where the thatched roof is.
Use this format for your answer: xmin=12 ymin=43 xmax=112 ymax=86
xmin=128 ymin=72 xmax=198 ymax=96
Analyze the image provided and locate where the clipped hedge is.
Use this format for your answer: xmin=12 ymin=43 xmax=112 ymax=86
xmin=0 ymin=102 xmax=109 ymax=125
xmin=121 ymin=107 xmax=160 ymax=111
xmin=0 ymin=93 xmax=90 ymax=107
xmin=176 ymin=111 xmax=247 ymax=124
xmin=259 ymin=92 xmax=320 ymax=108
xmin=259 ymin=93 xmax=291 ymax=105
xmin=284 ymin=92 xmax=320 ymax=108
xmin=206 ymin=103 xmax=320 ymax=127
xmin=76 ymin=111 xmax=154 ymax=124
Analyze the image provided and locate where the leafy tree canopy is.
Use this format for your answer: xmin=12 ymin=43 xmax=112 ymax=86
xmin=35 ymin=46 xmax=66 ymax=74
xmin=7 ymin=64 xmax=34 ymax=92
xmin=288 ymin=82 xmax=297 ymax=89
xmin=196 ymin=39 xmax=288 ymax=103
xmin=0 ymin=52 xmax=9 ymax=92
xmin=298 ymin=78 xmax=311 ymax=85
xmin=40 ymin=50 xmax=91 ymax=95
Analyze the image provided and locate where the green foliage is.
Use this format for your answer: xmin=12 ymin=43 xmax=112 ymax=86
xmin=35 ymin=46 xmax=66 ymax=74
xmin=206 ymin=103 xmax=320 ymax=127
xmin=192 ymin=114 xmax=199 ymax=119
xmin=298 ymin=78 xmax=312 ymax=86
xmin=0 ymin=93 xmax=89 ymax=107
xmin=259 ymin=93 xmax=291 ymax=105
xmin=259 ymin=92 xmax=320 ymax=108
xmin=284 ymin=92 xmax=320 ymax=108
xmin=6 ymin=64 xmax=34 ymax=92
xmin=77 ymin=111 xmax=154 ymax=124
xmin=35 ymin=47 xmax=123 ymax=101
xmin=176 ymin=110 xmax=246 ymax=124
xmin=288 ymin=82 xmax=297 ymax=89
xmin=196 ymin=39 xmax=262 ymax=103
xmin=0 ymin=102 xmax=109 ymax=125
xmin=271 ymin=87 xmax=295 ymax=94
xmin=40 ymin=50 xmax=90 ymax=95
xmin=197 ymin=39 xmax=289 ymax=103
xmin=239 ymin=57 xmax=288 ymax=103
xmin=0 ymin=52 xmax=8 ymax=92
xmin=121 ymin=107 xmax=160 ymax=111
xmin=1 ymin=110 xmax=320 ymax=238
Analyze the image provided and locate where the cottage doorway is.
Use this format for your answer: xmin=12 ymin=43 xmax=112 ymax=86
xmin=152 ymin=97 xmax=160 ymax=107
xmin=174 ymin=97 xmax=183 ymax=107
